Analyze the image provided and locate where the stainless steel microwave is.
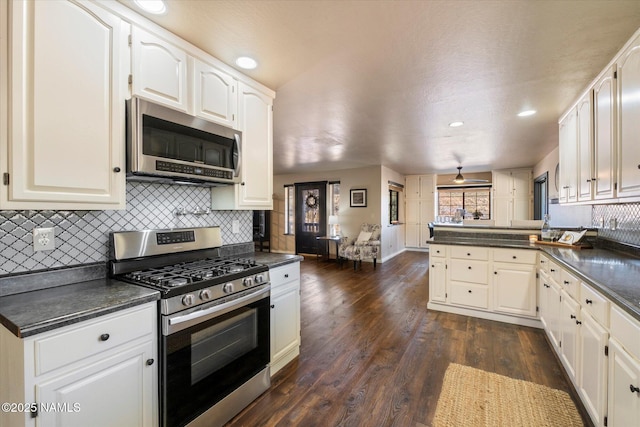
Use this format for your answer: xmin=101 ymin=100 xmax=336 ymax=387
xmin=126 ymin=97 xmax=241 ymax=186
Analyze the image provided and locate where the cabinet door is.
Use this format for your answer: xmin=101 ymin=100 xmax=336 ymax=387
xmin=419 ymin=175 xmax=434 ymax=200
xmin=429 ymin=259 xmax=447 ymax=303
xmin=36 ymin=340 xmax=156 ymax=427
xmin=593 ymin=66 xmax=616 ymax=200
xmin=511 ymin=196 xmax=531 ymax=221
xmin=132 ymin=26 xmax=189 ymax=112
xmin=577 ymin=93 xmax=594 ymax=202
xmin=5 ymin=0 xmax=126 ymax=209
xmin=577 ymin=312 xmax=608 ymax=427
xmin=405 ymin=224 xmax=420 ymax=248
xmin=419 ymin=224 xmax=432 ymax=248
xmin=193 ymin=58 xmax=238 ymax=129
xmin=405 ymin=199 xmax=420 ymax=224
xmin=405 ymin=176 xmax=420 ymax=199
xmin=492 ymin=170 xmax=513 ymax=197
xmin=559 ymin=292 xmax=580 ymax=381
xmin=546 ymin=280 xmax=562 ymax=350
xmin=270 ymin=281 xmax=300 ymax=374
xmin=608 ymin=338 xmax=640 ymax=427
xmin=559 ymin=108 xmax=578 ymax=203
xmin=492 ymin=197 xmax=512 ymax=226
xmin=538 ymin=271 xmax=552 ymax=329
xmin=493 ymin=262 xmax=536 ymax=317
xmin=236 ymin=83 xmax=273 ymax=208
xmin=511 ymin=169 xmax=532 ymax=198
xmin=617 ymin=33 xmax=640 ymax=199
xmin=419 ymin=200 xmax=435 ymax=225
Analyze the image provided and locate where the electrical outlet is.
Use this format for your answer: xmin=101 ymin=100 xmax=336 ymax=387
xmin=33 ymin=227 xmax=55 ymax=251
xmin=232 ymin=220 xmax=240 ymax=234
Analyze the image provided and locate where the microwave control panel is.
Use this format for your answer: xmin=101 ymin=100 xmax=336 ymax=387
xmin=155 ymin=160 xmax=233 ymax=180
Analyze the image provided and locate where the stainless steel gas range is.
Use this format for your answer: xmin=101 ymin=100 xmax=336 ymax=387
xmin=109 ymin=227 xmax=270 ymax=427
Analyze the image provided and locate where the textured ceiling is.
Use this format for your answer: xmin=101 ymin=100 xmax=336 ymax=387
xmin=118 ymin=0 xmax=640 ymax=175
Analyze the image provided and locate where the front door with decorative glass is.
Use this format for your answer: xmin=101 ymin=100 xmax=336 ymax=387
xmin=295 ymin=181 xmax=327 ymax=254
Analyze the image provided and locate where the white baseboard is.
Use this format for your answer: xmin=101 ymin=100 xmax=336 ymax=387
xmin=426 ymin=302 xmax=543 ymax=329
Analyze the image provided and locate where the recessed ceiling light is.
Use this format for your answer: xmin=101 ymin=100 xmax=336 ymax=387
xmin=134 ymin=0 xmax=166 ymax=14
xmin=517 ymin=110 xmax=537 ymax=117
xmin=236 ymin=57 xmax=258 ymax=70
xmin=449 ymin=121 xmax=464 ymax=127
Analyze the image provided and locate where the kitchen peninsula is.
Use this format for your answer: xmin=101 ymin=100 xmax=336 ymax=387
xmin=428 ymin=223 xmax=640 ymax=427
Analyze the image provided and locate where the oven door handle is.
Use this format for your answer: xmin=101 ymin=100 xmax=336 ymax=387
xmin=164 ymin=286 xmax=270 ymax=335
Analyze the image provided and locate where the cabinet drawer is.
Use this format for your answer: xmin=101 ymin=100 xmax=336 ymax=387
xmin=538 ymin=255 xmax=550 ymax=273
xmin=560 ymin=269 xmax=580 ymax=300
xmin=610 ymin=305 xmax=640 ymax=359
xmin=34 ymin=304 xmax=155 ymax=376
xmin=449 ymin=259 xmax=488 ymax=284
xmin=270 ymin=263 xmax=300 ymax=288
xmin=450 ymin=282 xmax=489 ymax=310
xmin=548 ymin=261 xmax=561 ymax=284
xmin=450 ymin=246 xmax=489 ymax=261
xmin=580 ymin=282 xmax=609 ymax=327
xmin=493 ymin=248 xmax=537 ymax=264
xmin=429 ymin=244 xmax=446 ymax=258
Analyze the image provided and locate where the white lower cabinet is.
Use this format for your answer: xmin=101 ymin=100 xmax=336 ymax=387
xmin=269 ymin=262 xmax=301 ymax=376
xmin=608 ymin=338 xmax=640 ymax=427
xmin=0 ymin=302 xmax=158 ymax=427
xmin=427 ymin=245 xmax=538 ymax=327
xmin=608 ymin=305 xmax=640 ymax=427
xmin=558 ymin=291 xmax=580 ymax=381
xmin=493 ymin=261 xmax=536 ymax=317
xmin=578 ymin=311 xmax=609 ymax=427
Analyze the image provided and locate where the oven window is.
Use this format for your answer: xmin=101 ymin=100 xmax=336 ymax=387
xmin=191 ymin=309 xmax=257 ymax=385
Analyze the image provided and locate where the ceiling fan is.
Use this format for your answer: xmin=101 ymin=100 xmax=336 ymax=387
xmin=452 ymin=166 xmax=489 ymax=184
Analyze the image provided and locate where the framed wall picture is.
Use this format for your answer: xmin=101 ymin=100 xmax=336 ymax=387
xmin=350 ymin=188 xmax=367 ymax=207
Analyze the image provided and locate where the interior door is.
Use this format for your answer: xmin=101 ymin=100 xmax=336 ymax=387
xmin=295 ymin=182 xmax=327 ymax=254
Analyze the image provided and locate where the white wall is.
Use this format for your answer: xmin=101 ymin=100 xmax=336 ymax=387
xmin=381 ymin=165 xmax=406 ymax=261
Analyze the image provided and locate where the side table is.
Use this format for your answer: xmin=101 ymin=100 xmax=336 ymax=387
xmin=316 ymin=236 xmax=342 ymax=262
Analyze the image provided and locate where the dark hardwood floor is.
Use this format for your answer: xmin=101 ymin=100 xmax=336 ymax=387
xmin=228 ymin=251 xmax=587 ymax=427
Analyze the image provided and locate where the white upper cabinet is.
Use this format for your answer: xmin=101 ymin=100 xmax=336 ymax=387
xmin=577 ymin=93 xmax=594 ymax=202
xmin=131 ymin=26 xmax=189 ymax=112
xmin=616 ymin=32 xmax=640 ymax=199
xmin=491 ymin=168 xmax=532 ymax=225
xmin=211 ymin=83 xmax=273 ymax=209
xmin=593 ymin=66 xmax=616 ymax=200
xmin=2 ymin=0 xmax=127 ymax=209
xmin=559 ymin=108 xmax=578 ymax=203
xmin=193 ymin=58 xmax=238 ymax=129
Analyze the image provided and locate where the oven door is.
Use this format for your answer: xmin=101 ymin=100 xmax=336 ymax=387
xmin=162 ymin=288 xmax=270 ymax=427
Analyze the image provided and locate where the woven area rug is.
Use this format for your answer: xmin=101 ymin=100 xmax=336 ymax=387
xmin=433 ymin=363 xmax=584 ymax=427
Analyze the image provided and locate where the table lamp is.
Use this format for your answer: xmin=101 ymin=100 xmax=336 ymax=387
xmin=328 ymin=215 xmax=340 ymax=237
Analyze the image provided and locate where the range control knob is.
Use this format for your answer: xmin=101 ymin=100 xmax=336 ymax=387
xmin=182 ymin=294 xmax=195 ymax=306
xmin=222 ymin=283 xmax=234 ymax=294
xmin=243 ymin=277 xmax=254 ymax=287
xmin=199 ymin=289 xmax=212 ymax=301
xmin=254 ymin=274 xmax=265 ymax=284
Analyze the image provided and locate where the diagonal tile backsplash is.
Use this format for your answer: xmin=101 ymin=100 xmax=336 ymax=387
xmin=0 ymin=182 xmax=252 ymax=275
xmin=593 ymin=202 xmax=640 ymax=247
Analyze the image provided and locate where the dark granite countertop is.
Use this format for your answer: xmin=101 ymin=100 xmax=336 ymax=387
xmin=250 ymin=252 xmax=304 ymax=269
xmin=0 ymin=279 xmax=160 ymax=338
xmin=540 ymin=247 xmax=640 ymax=321
xmin=429 ymin=238 xmax=640 ymax=321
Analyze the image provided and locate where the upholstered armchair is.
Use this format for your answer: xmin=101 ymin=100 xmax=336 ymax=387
xmin=338 ymin=223 xmax=381 ymax=270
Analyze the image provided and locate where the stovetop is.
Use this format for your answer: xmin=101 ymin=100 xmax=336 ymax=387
xmin=120 ymin=257 xmax=269 ymax=297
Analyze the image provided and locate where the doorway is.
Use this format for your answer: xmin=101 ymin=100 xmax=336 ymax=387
xmin=295 ymin=181 xmax=327 ymax=254
xmin=534 ymin=172 xmax=548 ymax=220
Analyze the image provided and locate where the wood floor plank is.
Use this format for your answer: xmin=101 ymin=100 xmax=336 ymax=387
xmin=227 ymin=252 xmax=589 ymax=427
